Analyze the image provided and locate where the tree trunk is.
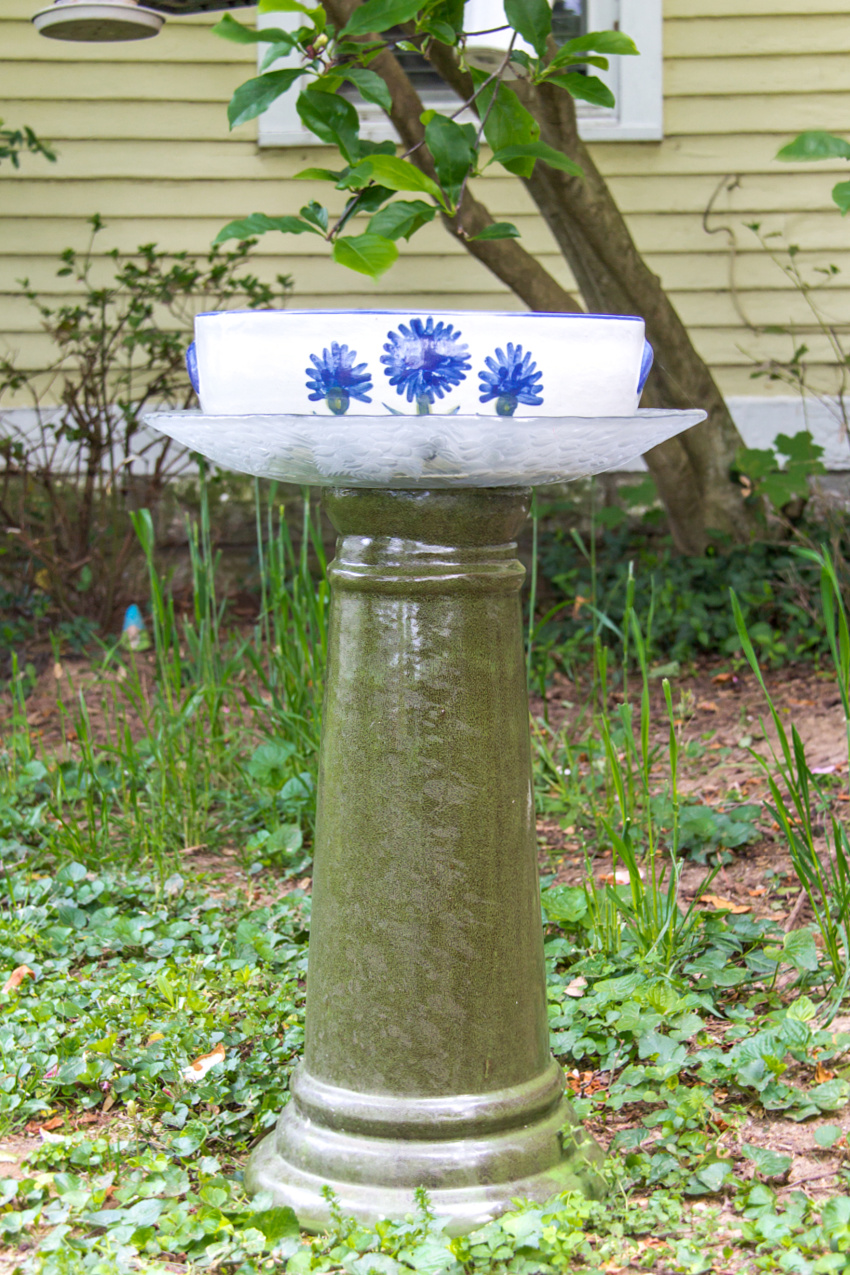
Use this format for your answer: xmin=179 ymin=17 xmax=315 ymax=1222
xmin=323 ymin=0 xmax=759 ymax=552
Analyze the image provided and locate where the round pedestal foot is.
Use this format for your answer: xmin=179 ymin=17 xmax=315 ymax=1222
xmin=245 ymin=1068 xmax=604 ymax=1235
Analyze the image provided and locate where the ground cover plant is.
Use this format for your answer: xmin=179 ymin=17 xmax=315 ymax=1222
xmin=3 ymin=493 xmax=850 ymax=1273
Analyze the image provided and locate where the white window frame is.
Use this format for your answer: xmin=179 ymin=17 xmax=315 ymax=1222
xmin=257 ymin=0 xmax=662 ymax=147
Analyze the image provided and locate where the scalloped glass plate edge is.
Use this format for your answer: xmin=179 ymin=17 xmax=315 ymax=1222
xmin=144 ymin=407 xmax=706 ymax=489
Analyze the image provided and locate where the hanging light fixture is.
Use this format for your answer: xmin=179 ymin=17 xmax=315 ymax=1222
xmin=32 ymin=0 xmax=255 ymax=43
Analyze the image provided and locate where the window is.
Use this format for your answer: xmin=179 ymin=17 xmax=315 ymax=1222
xmin=257 ymin=0 xmax=662 ymax=147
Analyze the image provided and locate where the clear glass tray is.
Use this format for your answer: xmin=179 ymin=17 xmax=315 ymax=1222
xmin=145 ymin=408 xmax=706 ymax=488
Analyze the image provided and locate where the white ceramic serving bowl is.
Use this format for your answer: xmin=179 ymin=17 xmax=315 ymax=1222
xmin=189 ymin=310 xmax=653 ymax=419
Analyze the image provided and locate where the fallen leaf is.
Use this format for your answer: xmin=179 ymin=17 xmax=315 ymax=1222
xmin=697 ymin=700 xmax=718 ymax=713
xmin=713 ymin=672 xmax=735 ymax=684
xmin=40 ymin=1116 xmax=63 ymax=1131
xmin=39 ymin=1128 xmax=65 ymax=1144
xmin=102 ymin=1092 xmax=116 ymax=1113
xmin=181 ymin=1042 xmax=225 ymax=1083
xmin=2 ymin=966 xmax=35 ymax=994
xmin=701 ymin=894 xmax=751 ymax=914
xmin=788 ymin=698 xmax=815 ymax=707
xmin=815 ymin=1063 xmax=836 ymax=1083
xmin=564 ymin=975 xmax=588 ymax=999
xmin=748 ymin=887 xmax=767 ymax=897
xmin=147 ymin=1032 xmax=165 ymax=1045
xmin=599 ymin=868 xmax=643 ymax=886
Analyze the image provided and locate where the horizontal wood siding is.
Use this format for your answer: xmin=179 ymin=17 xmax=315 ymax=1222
xmin=3 ymin=2 xmax=850 ymax=404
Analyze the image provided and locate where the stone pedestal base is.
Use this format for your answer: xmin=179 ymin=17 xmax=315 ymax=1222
xmin=246 ymin=488 xmax=604 ymax=1233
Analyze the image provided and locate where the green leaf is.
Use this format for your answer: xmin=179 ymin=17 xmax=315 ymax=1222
xmin=470 ymin=68 xmax=539 ymax=176
xmin=542 ymin=885 xmax=587 ymax=926
xmin=297 ymin=88 xmax=361 ymax=163
xmin=815 ymin=1124 xmax=841 ymax=1148
xmin=351 ymin=154 xmax=444 ymax=203
xmin=332 ymin=233 xmax=399 ymax=278
xmin=259 ymin=0 xmax=319 ymax=12
xmin=214 ymin=213 xmax=321 ymax=245
xmin=504 ymin=0 xmax=551 ymax=57
xmin=340 ymin=0 xmax=421 ymax=38
xmin=786 ymin=994 xmax=817 ymax=1022
xmin=469 ymin=221 xmax=521 ymax=242
xmin=294 ymin=166 xmax=344 ymax=181
xmin=783 ymin=929 xmax=819 ymax=973
xmin=338 ymin=67 xmax=392 ymax=113
xmin=691 ymin=1159 xmax=734 ymax=1194
xmin=777 ymin=130 xmax=850 ymax=162
xmin=424 ymin=18 xmax=457 ymax=44
xmin=834 ymin=180 xmax=850 ymax=215
xmin=260 ymin=41 xmax=301 ymax=71
xmin=545 ymin=72 xmax=615 ymax=110
xmin=808 ymin=1078 xmax=850 ymax=1110
xmin=775 ymin=430 xmax=825 ymax=464
xmin=742 ymin=1143 xmax=792 ymax=1179
xmin=299 ymin=200 xmax=329 ymax=232
xmin=555 ymin=29 xmax=639 ymax=58
xmin=213 ymin=13 xmax=296 ymax=46
xmin=489 ymin=141 xmax=583 ymax=179
xmin=368 ymin=199 xmax=437 ymax=240
xmin=424 ymin=114 xmax=475 ymax=208
xmin=228 ymin=69 xmax=306 ymax=129
xmin=252 ymin=1206 xmax=300 ymax=1246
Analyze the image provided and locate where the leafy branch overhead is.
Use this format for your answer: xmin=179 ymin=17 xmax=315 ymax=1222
xmin=213 ymin=1 xmax=638 ymax=278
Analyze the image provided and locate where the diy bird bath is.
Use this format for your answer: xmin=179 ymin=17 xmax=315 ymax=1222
xmin=147 ymin=309 xmax=705 ymax=1235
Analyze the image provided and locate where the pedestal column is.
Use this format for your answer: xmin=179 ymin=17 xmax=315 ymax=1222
xmin=246 ymin=488 xmax=603 ymax=1232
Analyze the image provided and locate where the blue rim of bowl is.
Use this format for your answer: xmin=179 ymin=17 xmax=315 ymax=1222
xmin=194 ymin=309 xmax=645 ymax=322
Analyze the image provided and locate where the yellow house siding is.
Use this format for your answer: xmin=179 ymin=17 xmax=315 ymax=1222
xmin=2 ymin=2 xmax=850 ymax=403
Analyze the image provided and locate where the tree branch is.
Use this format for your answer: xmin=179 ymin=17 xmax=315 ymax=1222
xmin=323 ymin=0 xmax=582 ymax=312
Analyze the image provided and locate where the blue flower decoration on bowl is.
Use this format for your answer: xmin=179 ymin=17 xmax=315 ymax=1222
xmin=381 ymin=317 xmax=470 ymax=411
xmin=478 ymin=343 xmax=544 ymax=416
xmin=306 ymin=343 xmax=373 ymax=416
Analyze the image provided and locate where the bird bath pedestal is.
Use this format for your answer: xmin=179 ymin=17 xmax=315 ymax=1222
xmin=148 ymin=399 xmax=704 ymax=1234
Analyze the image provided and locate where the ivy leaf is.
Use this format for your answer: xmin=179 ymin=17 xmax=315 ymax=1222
xmin=777 ymin=130 xmax=850 ymax=162
xmin=228 ymin=69 xmax=306 ymax=129
xmin=340 ymin=0 xmax=422 ymax=38
xmin=489 ymin=141 xmax=583 ymax=180
xmin=297 ymin=88 xmax=361 ymax=163
xmin=504 ymin=0 xmax=551 ymax=57
xmin=424 ymin=114 xmax=475 ymax=209
xmin=833 ymin=180 xmax=850 ymax=215
xmin=213 ymin=14 xmax=296 ymax=46
xmin=350 ymin=155 xmax=444 ymax=203
xmin=742 ymin=1143 xmax=792 ymax=1179
xmin=469 ymin=222 xmax=521 ymax=241
xmin=808 ymin=1078 xmax=850 ymax=1110
xmin=368 ymin=199 xmax=437 ymax=240
xmin=332 ymin=233 xmax=399 ymax=278
xmin=815 ymin=1125 xmax=842 ymax=1148
xmin=337 ymin=67 xmax=393 ymax=113
xmin=213 ymin=213 xmax=322 ymax=245
xmin=545 ymin=73 xmax=615 ymax=110
xmin=782 ymin=928 xmax=819 ymax=973
xmin=252 ymin=1206 xmax=300 ymax=1246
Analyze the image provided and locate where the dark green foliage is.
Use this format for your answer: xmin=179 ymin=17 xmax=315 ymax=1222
xmin=538 ymin=530 xmax=831 ymax=666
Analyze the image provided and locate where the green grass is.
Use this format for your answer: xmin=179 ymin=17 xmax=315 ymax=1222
xmin=4 ymin=496 xmax=850 ymax=1273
